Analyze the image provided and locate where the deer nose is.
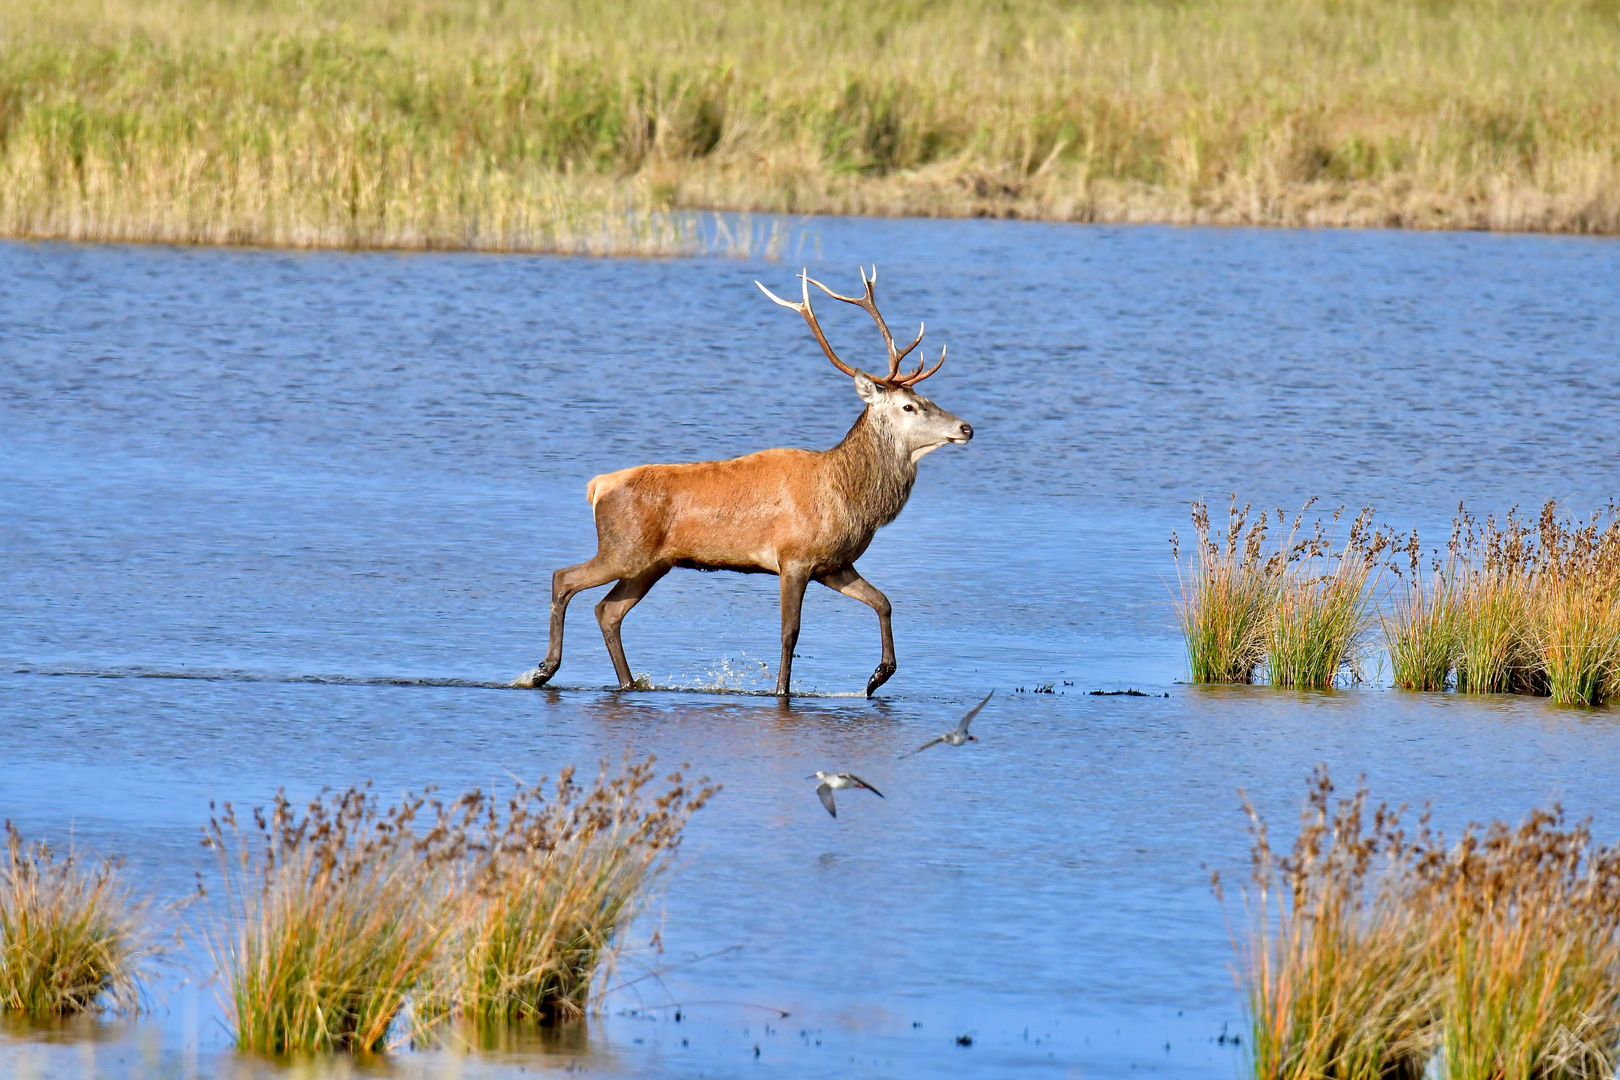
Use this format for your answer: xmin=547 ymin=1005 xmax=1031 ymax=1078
xmin=958 ymin=422 xmax=974 ymax=441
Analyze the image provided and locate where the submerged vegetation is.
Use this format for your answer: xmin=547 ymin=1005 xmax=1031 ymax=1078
xmin=0 ymin=822 xmax=151 ymax=1017
xmin=1229 ymin=768 xmax=1620 ymax=1080
xmin=1176 ymin=500 xmax=1620 ymax=705
xmin=1 ymin=0 xmax=1617 ymax=250
xmin=198 ymin=759 xmax=712 ymax=1054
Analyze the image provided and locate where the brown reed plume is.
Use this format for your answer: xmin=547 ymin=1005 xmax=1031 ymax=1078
xmin=421 ymin=757 xmax=716 ymax=1032
xmin=1226 ymin=769 xmax=1620 ymax=1080
xmin=0 ymin=822 xmax=153 ymax=1017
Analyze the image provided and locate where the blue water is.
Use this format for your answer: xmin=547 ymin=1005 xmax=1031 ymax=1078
xmin=2 ymin=218 xmax=1619 ymax=1078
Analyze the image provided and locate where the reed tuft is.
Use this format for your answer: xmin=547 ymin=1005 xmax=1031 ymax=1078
xmin=1383 ymin=531 xmax=1460 ymax=693
xmin=199 ymin=786 xmax=456 ymax=1054
xmin=1173 ymin=499 xmax=1282 ymax=685
xmin=1266 ymin=509 xmax=1388 ymax=690
xmin=1227 ymin=769 xmax=1620 ymax=1080
xmin=198 ymin=758 xmax=713 ymax=1054
xmin=0 ymin=822 xmax=151 ymax=1017
xmin=423 ymin=758 xmax=716 ymax=1030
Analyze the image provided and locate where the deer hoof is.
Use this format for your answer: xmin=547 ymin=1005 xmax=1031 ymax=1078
xmin=866 ymin=662 xmax=897 ymax=698
xmin=513 ymin=661 xmax=559 ymax=689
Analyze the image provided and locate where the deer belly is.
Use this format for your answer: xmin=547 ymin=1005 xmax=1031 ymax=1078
xmin=659 ymin=506 xmax=783 ymax=575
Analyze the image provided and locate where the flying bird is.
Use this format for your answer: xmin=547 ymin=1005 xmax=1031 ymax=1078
xmin=809 ymin=772 xmax=884 ymax=818
xmin=907 ymin=690 xmax=994 ymax=756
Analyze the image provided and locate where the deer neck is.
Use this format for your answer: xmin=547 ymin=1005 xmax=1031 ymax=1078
xmin=825 ymin=407 xmax=917 ymax=531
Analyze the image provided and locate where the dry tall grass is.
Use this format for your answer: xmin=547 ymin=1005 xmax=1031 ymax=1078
xmin=2 ymin=0 xmax=1617 ymax=250
xmin=1177 ymin=499 xmax=1620 ymax=705
xmin=0 ymin=822 xmax=151 ymax=1017
xmin=423 ymin=759 xmax=715 ymax=1031
xmin=1227 ymin=769 xmax=1620 ymax=1080
xmin=1175 ymin=500 xmax=1387 ymax=689
xmin=199 ymin=786 xmax=453 ymax=1054
xmin=198 ymin=759 xmax=713 ymax=1054
xmin=1383 ymin=533 xmax=1461 ymax=693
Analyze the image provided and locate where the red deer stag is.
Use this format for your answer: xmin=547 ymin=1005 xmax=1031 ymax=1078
xmin=517 ymin=267 xmax=974 ymax=697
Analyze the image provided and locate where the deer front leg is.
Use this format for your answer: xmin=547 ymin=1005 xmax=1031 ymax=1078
xmin=818 ymin=567 xmax=896 ymax=698
xmin=776 ymin=568 xmax=811 ymax=697
xmin=516 ymin=558 xmax=619 ymax=688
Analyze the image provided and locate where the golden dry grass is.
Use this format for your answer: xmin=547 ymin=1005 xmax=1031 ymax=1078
xmin=197 ymin=759 xmax=713 ymax=1055
xmin=0 ymin=822 xmax=152 ymax=1017
xmin=1228 ymin=769 xmax=1620 ymax=1080
xmin=2 ymin=0 xmax=1617 ymax=251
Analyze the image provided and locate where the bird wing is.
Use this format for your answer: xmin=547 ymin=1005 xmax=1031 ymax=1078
xmin=847 ymin=774 xmax=884 ymax=799
xmin=816 ymin=782 xmax=837 ymax=817
xmin=956 ymin=689 xmax=995 ymax=736
xmin=907 ymin=735 xmax=946 ymax=757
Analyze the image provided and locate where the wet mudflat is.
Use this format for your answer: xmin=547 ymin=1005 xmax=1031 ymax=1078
xmin=2 ymin=218 xmax=1618 ymax=1078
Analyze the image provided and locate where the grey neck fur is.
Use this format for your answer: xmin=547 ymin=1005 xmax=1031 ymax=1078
xmin=825 ymin=407 xmax=917 ymax=533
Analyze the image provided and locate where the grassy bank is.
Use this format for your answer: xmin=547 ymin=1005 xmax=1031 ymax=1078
xmin=2 ymin=0 xmax=1618 ymax=252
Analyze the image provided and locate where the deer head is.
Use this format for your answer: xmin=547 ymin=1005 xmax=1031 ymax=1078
xmin=757 ymin=267 xmax=974 ymax=462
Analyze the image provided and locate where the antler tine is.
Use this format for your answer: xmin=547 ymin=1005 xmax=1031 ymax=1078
xmin=756 ymin=273 xmax=862 ymax=379
xmin=893 ymin=343 xmax=946 ymax=387
xmin=806 ymin=265 xmax=933 ymax=383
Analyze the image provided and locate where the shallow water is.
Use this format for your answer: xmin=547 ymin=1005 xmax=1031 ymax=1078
xmin=2 ymin=219 xmax=1619 ymax=1079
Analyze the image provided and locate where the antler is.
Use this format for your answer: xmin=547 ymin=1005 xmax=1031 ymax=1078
xmin=755 ymin=266 xmax=945 ymax=387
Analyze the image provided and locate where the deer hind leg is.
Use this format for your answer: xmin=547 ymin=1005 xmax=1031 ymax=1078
xmin=595 ymin=566 xmax=669 ymax=691
xmin=775 ymin=568 xmax=812 ymax=697
xmin=819 ymin=567 xmax=896 ymax=698
xmin=519 ymin=557 xmax=622 ymax=688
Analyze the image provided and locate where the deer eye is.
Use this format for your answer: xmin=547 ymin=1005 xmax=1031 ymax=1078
xmin=902 ymin=404 xmax=915 ymax=413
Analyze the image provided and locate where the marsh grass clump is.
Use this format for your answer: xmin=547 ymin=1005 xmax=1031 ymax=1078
xmin=199 ymin=759 xmax=713 ymax=1055
xmin=1175 ymin=500 xmax=1387 ymax=688
xmin=199 ymin=786 xmax=458 ymax=1054
xmin=1526 ymin=505 xmax=1620 ymax=708
xmin=1452 ymin=508 xmax=1540 ymax=697
xmin=1228 ymin=770 xmax=1620 ymax=1080
xmin=1383 ymin=532 xmax=1460 ymax=693
xmin=1266 ymin=508 xmax=1389 ymax=690
xmin=1230 ymin=772 xmax=1435 ymax=1080
xmin=1173 ymin=500 xmax=1286 ymax=684
xmin=422 ymin=759 xmax=716 ymax=1030
xmin=0 ymin=823 xmax=151 ymax=1017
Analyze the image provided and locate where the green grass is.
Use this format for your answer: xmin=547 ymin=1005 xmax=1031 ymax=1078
xmin=2 ymin=0 xmax=1618 ymax=250
xmin=0 ymin=822 xmax=151 ymax=1017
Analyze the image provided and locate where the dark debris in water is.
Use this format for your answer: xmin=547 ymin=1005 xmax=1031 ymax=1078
xmin=956 ymin=1034 xmax=974 ymax=1046
xmin=1089 ymin=688 xmax=1169 ymax=697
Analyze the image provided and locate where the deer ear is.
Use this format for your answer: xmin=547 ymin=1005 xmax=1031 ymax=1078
xmin=853 ymin=370 xmax=885 ymax=403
